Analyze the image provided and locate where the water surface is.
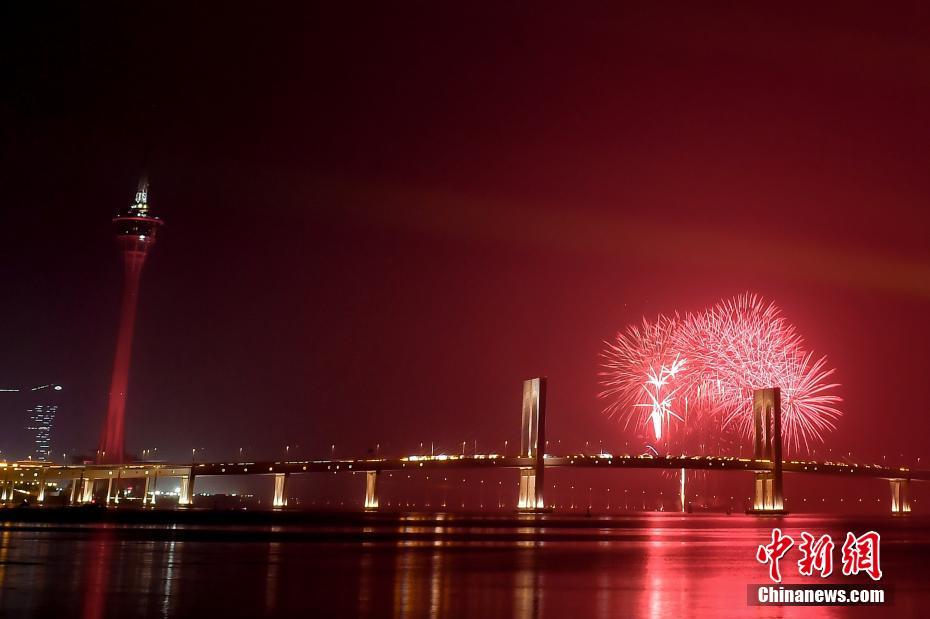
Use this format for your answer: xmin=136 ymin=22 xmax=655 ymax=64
xmin=0 ymin=513 xmax=925 ymax=618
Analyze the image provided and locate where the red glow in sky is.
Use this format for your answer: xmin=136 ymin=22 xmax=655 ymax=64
xmin=2 ymin=5 xmax=930 ymax=473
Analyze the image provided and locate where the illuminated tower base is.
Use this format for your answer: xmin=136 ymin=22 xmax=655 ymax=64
xmin=273 ymin=473 xmax=290 ymax=508
xmin=890 ymin=478 xmax=911 ymax=514
xmin=364 ymin=471 xmax=380 ymax=510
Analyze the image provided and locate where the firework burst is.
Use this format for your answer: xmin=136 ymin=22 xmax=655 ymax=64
xmin=599 ymin=294 xmax=842 ymax=455
xmin=600 ymin=314 xmax=688 ymax=441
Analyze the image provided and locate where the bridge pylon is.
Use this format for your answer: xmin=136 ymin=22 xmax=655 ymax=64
xmin=748 ymin=388 xmax=787 ymax=514
xmin=517 ymin=377 xmax=549 ymax=512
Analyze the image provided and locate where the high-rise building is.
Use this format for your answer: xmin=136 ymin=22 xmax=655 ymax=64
xmin=26 ymin=403 xmax=57 ymax=461
xmin=0 ymin=383 xmax=63 ymax=460
xmin=99 ymin=178 xmax=164 ymax=464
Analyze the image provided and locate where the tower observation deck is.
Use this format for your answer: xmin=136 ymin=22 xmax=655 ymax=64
xmin=99 ymin=178 xmax=163 ymax=464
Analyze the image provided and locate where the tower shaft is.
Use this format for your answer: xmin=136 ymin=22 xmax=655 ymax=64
xmin=99 ymin=240 xmax=151 ymax=463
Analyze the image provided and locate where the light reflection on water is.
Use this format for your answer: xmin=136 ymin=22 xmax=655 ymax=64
xmin=0 ymin=514 xmax=926 ymax=617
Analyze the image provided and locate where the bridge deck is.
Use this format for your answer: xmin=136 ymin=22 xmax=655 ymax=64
xmin=4 ymin=454 xmax=925 ymax=482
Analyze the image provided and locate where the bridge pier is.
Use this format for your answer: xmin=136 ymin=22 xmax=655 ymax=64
xmin=890 ymin=478 xmax=911 ymax=514
xmin=517 ymin=377 xmax=548 ymax=512
xmin=142 ymin=475 xmax=154 ymax=506
xmin=748 ymin=388 xmax=786 ymax=514
xmin=81 ymin=477 xmax=95 ymax=503
xmin=36 ymin=477 xmax=47 ymax=503
xmin=105 ymin=476 xmax=115 ymax=505
xmin=178 ymin=475 xmax=194 ymax=506
xmin=752 ymin=472 xmax=781 ymax=512
xmin=0 ymin=479 xmax=7 ymax=502
xmin=273 ymin=473 xmax=290 ymax=508
xmin=114 ymin=470 xmax=122 ymax=504
xmin=364 ymin=471 xmax=379 ymax=510
xmin=518 ymin=469 xmax=539 ymax=510
xmin=69 ymin=479 xmax=81 ymax=505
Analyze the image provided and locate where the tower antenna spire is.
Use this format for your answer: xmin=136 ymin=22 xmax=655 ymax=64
xmin=135 ymin=175 xmax=149 ymax=205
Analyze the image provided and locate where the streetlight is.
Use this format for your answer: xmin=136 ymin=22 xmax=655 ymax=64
xmin=239 ymin=447 xmax=244 ymax=461
xmin=331 ymin=444 xmax=335 ymax=459
xmin=504 ymin=440 xmax=508 ymax=457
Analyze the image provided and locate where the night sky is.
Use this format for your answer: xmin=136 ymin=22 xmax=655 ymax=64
xmin=3 ymin=4 xmax=930 ymax=478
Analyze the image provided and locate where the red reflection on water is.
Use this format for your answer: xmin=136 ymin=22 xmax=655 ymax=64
xmin=635 ymin=516 xmax=839 ymax=619
xmin=81 ymin=530 xmax=114 ymax=619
